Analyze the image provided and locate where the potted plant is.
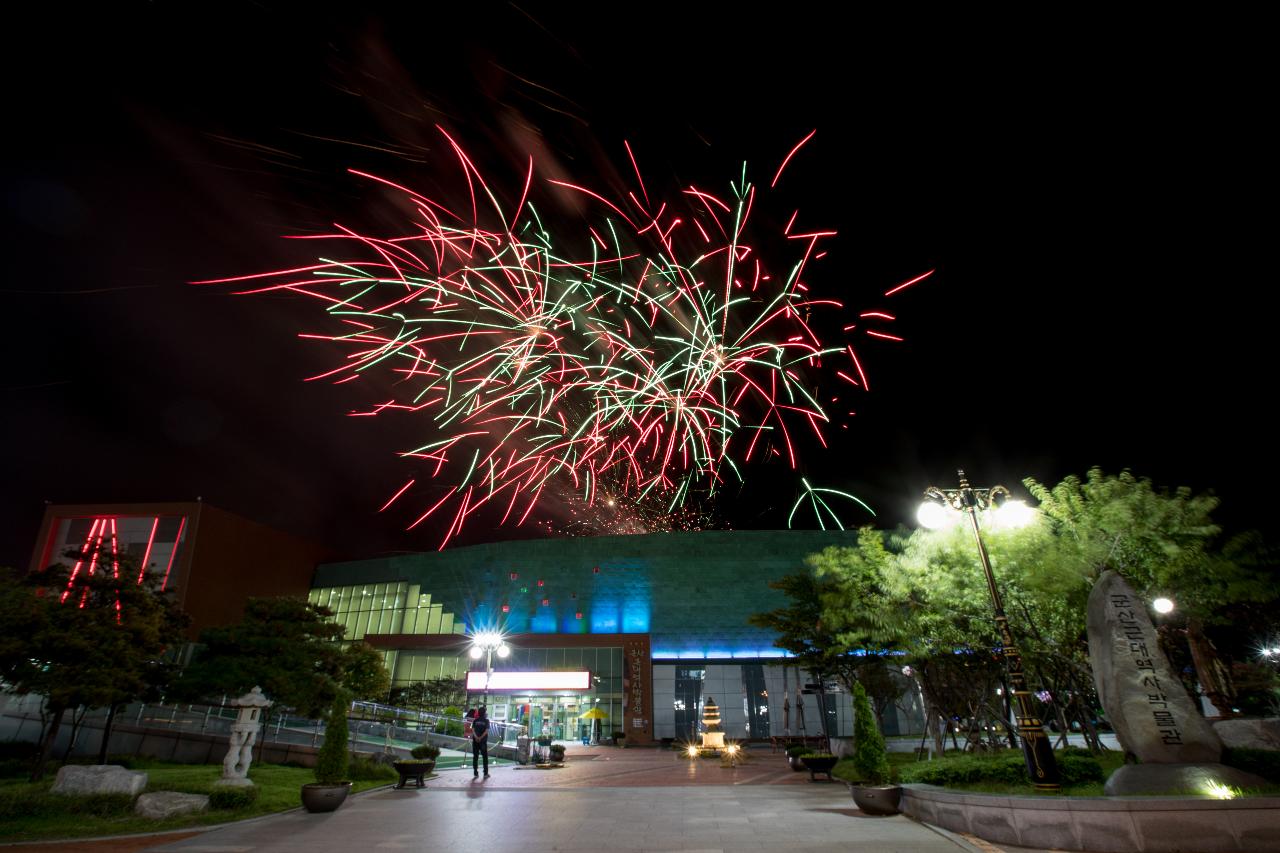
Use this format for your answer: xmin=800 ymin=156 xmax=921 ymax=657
xmin=303 ymin=695 xmax=354 ymax=812
xmin=548 ymin=743 xmax=566 ymax=763
xmin=785 ymin=744 xmax=814 ymax=772
xmin=801 ymin=752 xmax=838 ymax=781
xmin=392 ymin=743 xmax=440 ymax=789
xmin=849 ymin=681 xmax=900 ymax=815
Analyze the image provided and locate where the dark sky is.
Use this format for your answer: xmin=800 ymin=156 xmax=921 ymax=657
xmin=2 ymin=4 xmax=1271 ymax=566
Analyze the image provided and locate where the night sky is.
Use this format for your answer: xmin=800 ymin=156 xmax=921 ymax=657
xmin=3 ymin=4 xmax=1271 ymax=567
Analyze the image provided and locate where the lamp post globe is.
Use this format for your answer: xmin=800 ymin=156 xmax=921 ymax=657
xmin=919 ymin=470 xmax=1061 ymax=791
xmin=469 ymin=631 xmax=511 ymax=708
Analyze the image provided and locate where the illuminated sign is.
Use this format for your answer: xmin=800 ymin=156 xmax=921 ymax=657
xmin=465 ymin=671 xmax=591 ymax=691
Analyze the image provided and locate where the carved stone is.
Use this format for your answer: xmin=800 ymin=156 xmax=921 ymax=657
xmin=51 ymin=764 xmax=147 ymax=797
xmin=135 ymin=791 xmax=209 ymax=819
xmin=1086 ymin=570 xmax=1221 ymax=764
xmin=1104 ymin=762 xmax=1266 ymax=796
xmin=217 ymin=685 xmax=272 ymax=787
xmin=1213 ymin=717 xmax=1280 ymax=751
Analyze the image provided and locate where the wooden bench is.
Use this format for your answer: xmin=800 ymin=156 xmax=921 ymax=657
xmin=769 ymin=735 xmax=828 ymax=753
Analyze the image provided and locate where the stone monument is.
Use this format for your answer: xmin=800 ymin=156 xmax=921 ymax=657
xmin=215 ymin=686 xmax=272 ymax=788
xmin=1087 ymin=571 xmax=1264 ymax=795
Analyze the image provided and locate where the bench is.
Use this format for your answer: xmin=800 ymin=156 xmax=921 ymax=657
xmin=769 ymin=735 xmax=829 ymax=753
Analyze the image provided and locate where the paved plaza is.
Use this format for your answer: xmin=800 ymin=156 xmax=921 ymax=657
xmin=3 ymin=748 xmax=1057 ymax=853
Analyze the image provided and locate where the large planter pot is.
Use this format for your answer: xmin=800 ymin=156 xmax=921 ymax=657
xmin=851 ymin=784 xmax=902 ymax=816
xmin=301 ymin=782 xmax=353 ymax=813
xmin=787 ymin=755 xmax=808 ymax=772
xmin=802 ymin=755 xmax=838 ymax=781
xmin=392 ymin=760 xmax=435 ymax=789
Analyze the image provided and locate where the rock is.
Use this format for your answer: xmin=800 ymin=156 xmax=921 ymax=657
xmin=1213 ymin=717 xmax=1280 ymax=751
xmin=1087 ymin=571 xmax=1221 ymax=764
xmin=1104 ymin=762 xmax=1267 ymax=796
xmin=51 ymin=765 xmax=147 ymax=798
xmin=134 ymin=791 xmax=209 ymax=819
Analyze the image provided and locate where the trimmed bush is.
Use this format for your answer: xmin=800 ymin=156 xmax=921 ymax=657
xmin=410 ymin=743 xmax=441 ymax=760
xmin=314 ymin=696 xmax=350 ymax=785
xmin=208 ymin=785 xmax=259 ymax=810
xmin=785 ymin=745 xmax=815 ymax=758
xmin=1223 ymin=747 xmax=1280 ymax=783
xmin=851 ymin=681 xmax=891 ymax=784
xmin=899 ymin=749 xmax=1104 ymax=787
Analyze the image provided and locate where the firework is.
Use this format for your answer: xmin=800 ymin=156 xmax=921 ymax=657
xmin=196 ymin=128 xmax=929 ymax=546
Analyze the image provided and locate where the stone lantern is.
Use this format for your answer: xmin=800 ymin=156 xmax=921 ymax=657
xmin=216 ymin=686 xmax=272 ymax=787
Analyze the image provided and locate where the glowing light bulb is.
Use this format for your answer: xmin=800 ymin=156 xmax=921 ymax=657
xmin=1153 ymin=597 xmax=1174 ymax=614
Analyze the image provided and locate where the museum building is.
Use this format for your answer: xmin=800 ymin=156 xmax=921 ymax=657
xmin=307 ymin=530 xmax=919 ymax=746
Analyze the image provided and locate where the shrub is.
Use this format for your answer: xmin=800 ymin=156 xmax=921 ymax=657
xmin=0 ymin=742 xmax=38 ymax=761
xmin=208 ymin=785 xmax=259 ymax=810
xmin=785 ymin=745 xmax=815 ymax=758
xmin=410 ymin=743 xmax=441 ymax=760
xmin=314 ymin=696 xmax=350 ymax=785
xmin=347 ymin=755 xmax=397 ymax=781
xmin=0 ymin=787 xmax=134 ymax=820
xmin=899 ymin=749 xmax=1104 ymax=787
xmin=850 ymin=681 xmax=890 ymax=784
xmin=1223 ymin=748 xmax=1280 ymax=783
xmin=434 ymin=706 xmax=464 ymax=737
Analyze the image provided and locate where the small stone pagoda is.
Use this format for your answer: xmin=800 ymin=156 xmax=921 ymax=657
xmin=700 ymin=696 xmax=725 ymax=752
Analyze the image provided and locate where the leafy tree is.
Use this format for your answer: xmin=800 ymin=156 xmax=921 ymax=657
xmin=341 ymin=642 xmax=391 ymax=702
xmin=175 ymin=597 xmax=346 ymax=718
xmin=1025 ymin=468 xmax=1278 ymax=716
xmin=0 ymin=556 xmax=189 ymax=780
xmin=389 ymin=678 xmax=465 ymax=713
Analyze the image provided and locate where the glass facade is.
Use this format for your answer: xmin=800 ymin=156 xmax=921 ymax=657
xmin=308 ymin=581 xmax=466 ymax=642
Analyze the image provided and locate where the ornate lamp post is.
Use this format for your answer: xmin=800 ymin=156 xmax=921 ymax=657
xmin=918 ymin=470 xmax=1061 ymax=791
xmin=469 ymin=630 xmax=511 ymax=709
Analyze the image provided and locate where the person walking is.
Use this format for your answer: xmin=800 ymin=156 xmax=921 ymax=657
xmin=472 ymin=705 xmax=490 ymax=778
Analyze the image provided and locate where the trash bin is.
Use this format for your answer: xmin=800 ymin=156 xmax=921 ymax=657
xmin=516 ymin=735 xmax=531 ymax=765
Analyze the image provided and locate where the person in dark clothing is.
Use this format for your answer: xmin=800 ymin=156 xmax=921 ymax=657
xmin=472 ymin=705 xmax=490 ymax=778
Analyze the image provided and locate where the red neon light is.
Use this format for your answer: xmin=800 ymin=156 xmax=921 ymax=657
xmin=63 ymin=518 xmax=102 ymax=603
xmin=160 ymin=516 xmax=187 ymax=591
xmin=137 ymin=517 xmax=159 ymax=584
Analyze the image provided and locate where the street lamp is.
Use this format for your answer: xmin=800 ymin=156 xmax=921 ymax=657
xmin=919 ymin=470 xmax=1061 ymax=791
xmin=1152 ymin=597 xmax=1175 ymax=615
xmin=469 ymin=630 xmax=510 ymax=709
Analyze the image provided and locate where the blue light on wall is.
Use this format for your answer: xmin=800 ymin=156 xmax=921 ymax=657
xmin=621 ymin=599 xmax=650 ymax=633
xmin=590 ymin=603 xmax=619 ymax=633
xmin=530 ymin=612 xmax=558 ymax=633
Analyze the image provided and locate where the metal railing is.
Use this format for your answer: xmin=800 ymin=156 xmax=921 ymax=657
xmin=1 ymin=691 xmax=527 ymax=756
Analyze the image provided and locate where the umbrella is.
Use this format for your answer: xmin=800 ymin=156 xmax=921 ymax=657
xmin=580 ymin=705 xmax=609 ymax=745
xmin=795 ymin=689 xmax=806 ymax=734
xmin=783 ymin=689 xmax=791 ymax=735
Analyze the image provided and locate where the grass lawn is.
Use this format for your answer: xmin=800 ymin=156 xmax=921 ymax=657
xmin=0 ymin=760 xmax=392 ymax=843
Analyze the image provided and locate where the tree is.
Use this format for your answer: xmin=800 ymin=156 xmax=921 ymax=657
xmin=313 ymin=693 xmax=349 ymax=785
xmin=176 ymin=597 xmax=390 ymax=718
xmin=175 ymin=597 xmax=346 ymax=718
xmin=1026 ymin=468 xmax=1278 ymax=717
xmin=341 ymin=642 xmax=391 ymax=702
xmin=389 ymin=678 xmax=465 ymax=713
xmin=0 ymin=556 xmax=189 ymax=780
xmin=850 ymin=681 xmax=890 ymax=785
